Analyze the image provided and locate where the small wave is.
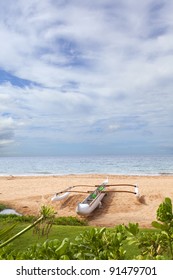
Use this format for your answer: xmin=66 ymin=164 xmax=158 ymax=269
xmin=35 ymin=171 xmax=53 ymax=175
xmin=27 ymin=171 xmax=53 ymax=175
xmin=159 ymin=172 xmax=173 ymax=176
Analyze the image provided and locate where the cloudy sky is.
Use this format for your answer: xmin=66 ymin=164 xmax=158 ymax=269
xmin=0 ymin=0 xmax=173 ymax=156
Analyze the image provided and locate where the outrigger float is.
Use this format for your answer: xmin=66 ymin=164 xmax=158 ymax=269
xmin=51 ymin=179 xmax=140 ymax=216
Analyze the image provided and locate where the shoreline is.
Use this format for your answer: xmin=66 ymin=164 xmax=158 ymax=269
xmin=1 ymin=171 xmax=173 ymax=176
xmin=1 ymin=173 xmax=173 ymax=180
xmin=0 ymin=174 xmax=173 ymax=228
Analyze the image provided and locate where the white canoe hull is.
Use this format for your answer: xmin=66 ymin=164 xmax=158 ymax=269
xmin=76 ymin=192 xmax=106 ymax=215
xmin=51 ymin=192 xmax=70 ymax=201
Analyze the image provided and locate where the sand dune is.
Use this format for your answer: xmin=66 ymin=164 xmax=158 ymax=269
xmin=0 ymin=174 xmax=173 ymax=228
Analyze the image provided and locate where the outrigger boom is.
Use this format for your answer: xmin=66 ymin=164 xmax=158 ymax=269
xmin=51 ymin=179 xmax=140 ymax=216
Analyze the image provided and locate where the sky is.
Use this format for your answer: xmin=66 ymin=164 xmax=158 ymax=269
xmin=0 ymin=0 xmax=173 ymax=156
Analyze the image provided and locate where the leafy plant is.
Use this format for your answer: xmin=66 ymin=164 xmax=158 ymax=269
xmin=33 ymin=205 xmax=56 ymax=238
xmin=0 ymin=205 xmax=55 ymax=249
xmin=0 ymin=223 xmax=17 ymax=244
xmin=152 ymin=197 xmax=173 ymax=259
xmin=71 ymin=225 xmax=127 ymax=260
xmin=126 ymin=224 xmax=167 ymax=259
xmin=15 ymin=238 xmax=72 ymax=260
xmin=126 ymin=197 xmax=173 ymax=259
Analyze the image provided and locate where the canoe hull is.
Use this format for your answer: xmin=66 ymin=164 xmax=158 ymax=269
xmin=51 ymin=192 xmax=70 ymax=201
xmin=76 ymin=192 xmax=106 ymax=215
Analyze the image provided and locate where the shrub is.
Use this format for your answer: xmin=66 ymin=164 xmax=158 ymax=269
xmin=0 ymin=204 xmax=7 ymax=211
xmin=53 ymin=216 xmax=88 ymax=226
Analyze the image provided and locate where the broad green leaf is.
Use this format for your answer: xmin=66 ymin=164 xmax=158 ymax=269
xmin=55 ymin=238 xmax=69 ymax=256
xmin=126 ymin=223 xmax=139 ymax=236
xmin=157 ymin=197 xmax=173 ymax=223
xmin=152 ymin=221 xmax=165 ymax=230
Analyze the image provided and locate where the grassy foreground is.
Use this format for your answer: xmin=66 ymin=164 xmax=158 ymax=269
xmin=0 ymin=216 xmax=152 ymax=259
xmin=0 ymin=197 xmax=173 ymax=259
xmin=4 ymin=223 xmax=91 ymax=251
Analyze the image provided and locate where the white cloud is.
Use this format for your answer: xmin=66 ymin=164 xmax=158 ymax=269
xmin=0 ymin=117 xmax=15 ymax=130
xmin=0 ymin=0 xmax=173 ymax=155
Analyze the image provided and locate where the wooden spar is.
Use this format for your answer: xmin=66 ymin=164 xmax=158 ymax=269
xmin=55 ymin=185 xmax=98 ymax=195
xmin=56 ymin=184 xmax=138 ymax=195
xmin=103 ymin=190 xmax=137 ymax=194
xmin=56 ymin=190 xmax=137 ymax=195
xmin=67 ymin=185 xmax=97 ymax=188
xmin=96 ymin=184 xmax=137 ymax=188
xmin=54 ymin=183 xmax=139 ymax=202
xmin=56 ymin=184 xmax=137 ymax=193
xmin=64 ymin=190 xmax=92 ymax=194
xmin=102 ymin=184 xmax=139 ymax=196
xmin=55 ymin=186 xmax=74 ymax=195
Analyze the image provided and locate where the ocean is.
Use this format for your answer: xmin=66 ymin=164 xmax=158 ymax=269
xmin=0 ymin=155 xmax=173 ymax=176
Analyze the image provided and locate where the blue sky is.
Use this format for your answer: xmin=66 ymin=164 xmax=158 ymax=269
xmin=0 ymin=0 xmax=173 ymax=156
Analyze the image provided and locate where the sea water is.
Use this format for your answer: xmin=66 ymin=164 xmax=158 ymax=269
xmin=0 ymin=155 xmax=173 ymax=176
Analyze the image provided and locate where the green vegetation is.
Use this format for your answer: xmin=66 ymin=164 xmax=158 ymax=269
xmin=0 ymin=214 xmax=88 ymax=226
xmin=52 ymin=216 xmax=88 ymax=226
xmin=0 ymin=203 xmax=7 ymax=211
xmin=0 ymin=214 xmax=89 ymax=252
xmin=0 ymin=205 xmax=56 ymax=249
xmin=0 ymin=197 xmax=173 ymax=259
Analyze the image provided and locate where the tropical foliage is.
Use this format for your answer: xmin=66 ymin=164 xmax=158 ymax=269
xmin=0 ymin=197 xmax=173 ymax=259
xmin=0 ymin=205 xmax=55 ymax=249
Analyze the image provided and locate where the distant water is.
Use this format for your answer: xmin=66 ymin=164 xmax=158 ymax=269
xmin=0 ymin=155 xmax=173 ymax=176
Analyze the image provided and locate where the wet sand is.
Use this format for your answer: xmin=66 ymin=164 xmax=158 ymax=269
xmin=0 ymin=174 xmax=173 ymax=228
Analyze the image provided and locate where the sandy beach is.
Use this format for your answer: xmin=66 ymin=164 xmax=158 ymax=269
xmin=0 ymin=174 xmax=173 ymax=228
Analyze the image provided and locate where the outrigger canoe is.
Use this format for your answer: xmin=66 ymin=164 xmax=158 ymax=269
xmin=51 ymin=179 xmax=108 ymax=215
xmin=51 ymin=179 xmax=140 ymax=216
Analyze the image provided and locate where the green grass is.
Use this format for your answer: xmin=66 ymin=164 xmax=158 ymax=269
xmin=0 ymin=214 xmax=88 ymax=252
xmin=0 ymin=216 xmax=92 ymax=252
xmin=0 ymin=215 xmax=159 ymax=259
xmin=9 ymin=224 xmax=90 ymax=251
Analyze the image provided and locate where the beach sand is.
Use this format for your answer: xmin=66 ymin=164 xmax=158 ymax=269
xmin=0 ymin=174 xmax=173 ymax=228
